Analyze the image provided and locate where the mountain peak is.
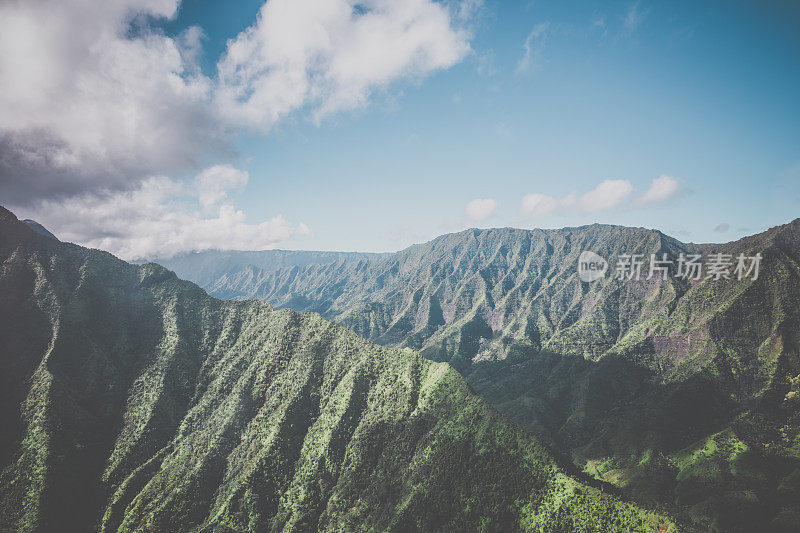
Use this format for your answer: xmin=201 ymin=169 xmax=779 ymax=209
xmin=21 ymin=219 xmax=59 ymax=241
xmin=0 ymin=205 xmax=18 ymax=223
xmin=0 ymin=206 xmax=61 ymax=245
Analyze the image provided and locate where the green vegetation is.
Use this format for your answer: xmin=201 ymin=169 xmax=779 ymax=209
xmin=176 ymin=220 xmax=800 ymax=531
xmin=0 ymin=206 xmax=674 ymax=532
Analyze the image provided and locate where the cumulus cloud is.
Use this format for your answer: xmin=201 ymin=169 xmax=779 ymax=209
xmin=0 ymin=0 xmax=476 ymax=256
xmin=520 ymin=193 xmax=574 ymax=218
xmin=16 ymin=168 xmax=310 ymax=260
xmin=0 ymin=0 xmax=220 ymax=204
xmin=0 ymin=0 xmax=474 ymax=204
xmin=578 ymin=179 xmax=633 ymax=213
xmin=195 ymin=165 xmax=249 ymax=208
xmin=216 ymin=0 xmax=472 ymax=128
xmin=632 ymin=174 xmax=681 ymax=207
xmin=464 ymin=198 xmax=497 ymax=221
xmin=515 ymin=22 xmax=549 ymax=75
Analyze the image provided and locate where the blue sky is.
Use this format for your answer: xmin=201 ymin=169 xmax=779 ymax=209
xmin=2 ymin=0 xmax=799 ymax=257
xmin=180 ymin=0 xmax=800 ymax=251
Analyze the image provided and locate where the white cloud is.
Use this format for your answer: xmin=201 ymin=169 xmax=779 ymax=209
xmin=521 ymin=175 xmax=682 ymax=219
xmin=515 ymin=22 xmax=549 ymax=75
xmin=714 ymin=223 xmax=730 ymax=232
xmin=0 ymin=0 xmax=474 ymax=204
xmin=0 ymin=0 xmax=220 ymax=203
xmin=521 ymin=193 xmax=565 ymax=218
xmin=195 ymin=165 xmax=249 ymax=208
xmin=297 ymin=222 xmax=314 ymax=237
xmin=578 ymin=179 xmax=633 ymax=213
xmin=216 ymin=0 xmax=472 ymax=129
xmin=17 ymin=168 xmax=309 ymax=260
xmin=632 ymin=174 xmax=681 ymax=207
xmin=464 ymin=198 xmax=497 ymax=221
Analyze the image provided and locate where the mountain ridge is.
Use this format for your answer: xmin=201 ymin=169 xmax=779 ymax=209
xmin=153 ymin=214 xmax=800 ymax=531
xmin=145 ymin=249 xmax=391 ymax=290
xmin=19 ymin=219 xmax=59 ymax=241
xmin=0 ymin=205 xmax=675 ymax=532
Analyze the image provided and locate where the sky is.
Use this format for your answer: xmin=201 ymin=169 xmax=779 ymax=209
xmin=1 ymin=0 xmax=799 ymax=259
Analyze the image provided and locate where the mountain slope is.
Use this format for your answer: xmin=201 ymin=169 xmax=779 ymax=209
xmin=0 ymin=206 xmax=674 ymax=532
xmin=168 ymin=222 xmax=800 ymax=531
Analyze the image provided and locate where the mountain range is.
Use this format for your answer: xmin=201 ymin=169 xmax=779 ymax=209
xmin=150 ymin=221 xmax=800 ymax=531
xmin=0 ymin=206 xmax=676 ymax=532
xmin=147 ymin=250 xmax=390 ymax=292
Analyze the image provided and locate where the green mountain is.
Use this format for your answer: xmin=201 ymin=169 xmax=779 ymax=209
xmin=169 ymin=222 xmax=800 ymax=531
xmin=0 ymin=206 xmax=674 ymax=532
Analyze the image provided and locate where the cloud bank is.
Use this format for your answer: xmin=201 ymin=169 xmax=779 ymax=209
xmin=521 ymin=175 xmax=683 ymax=219
xmin=17 ymin=167 xmax=311 ymax=260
